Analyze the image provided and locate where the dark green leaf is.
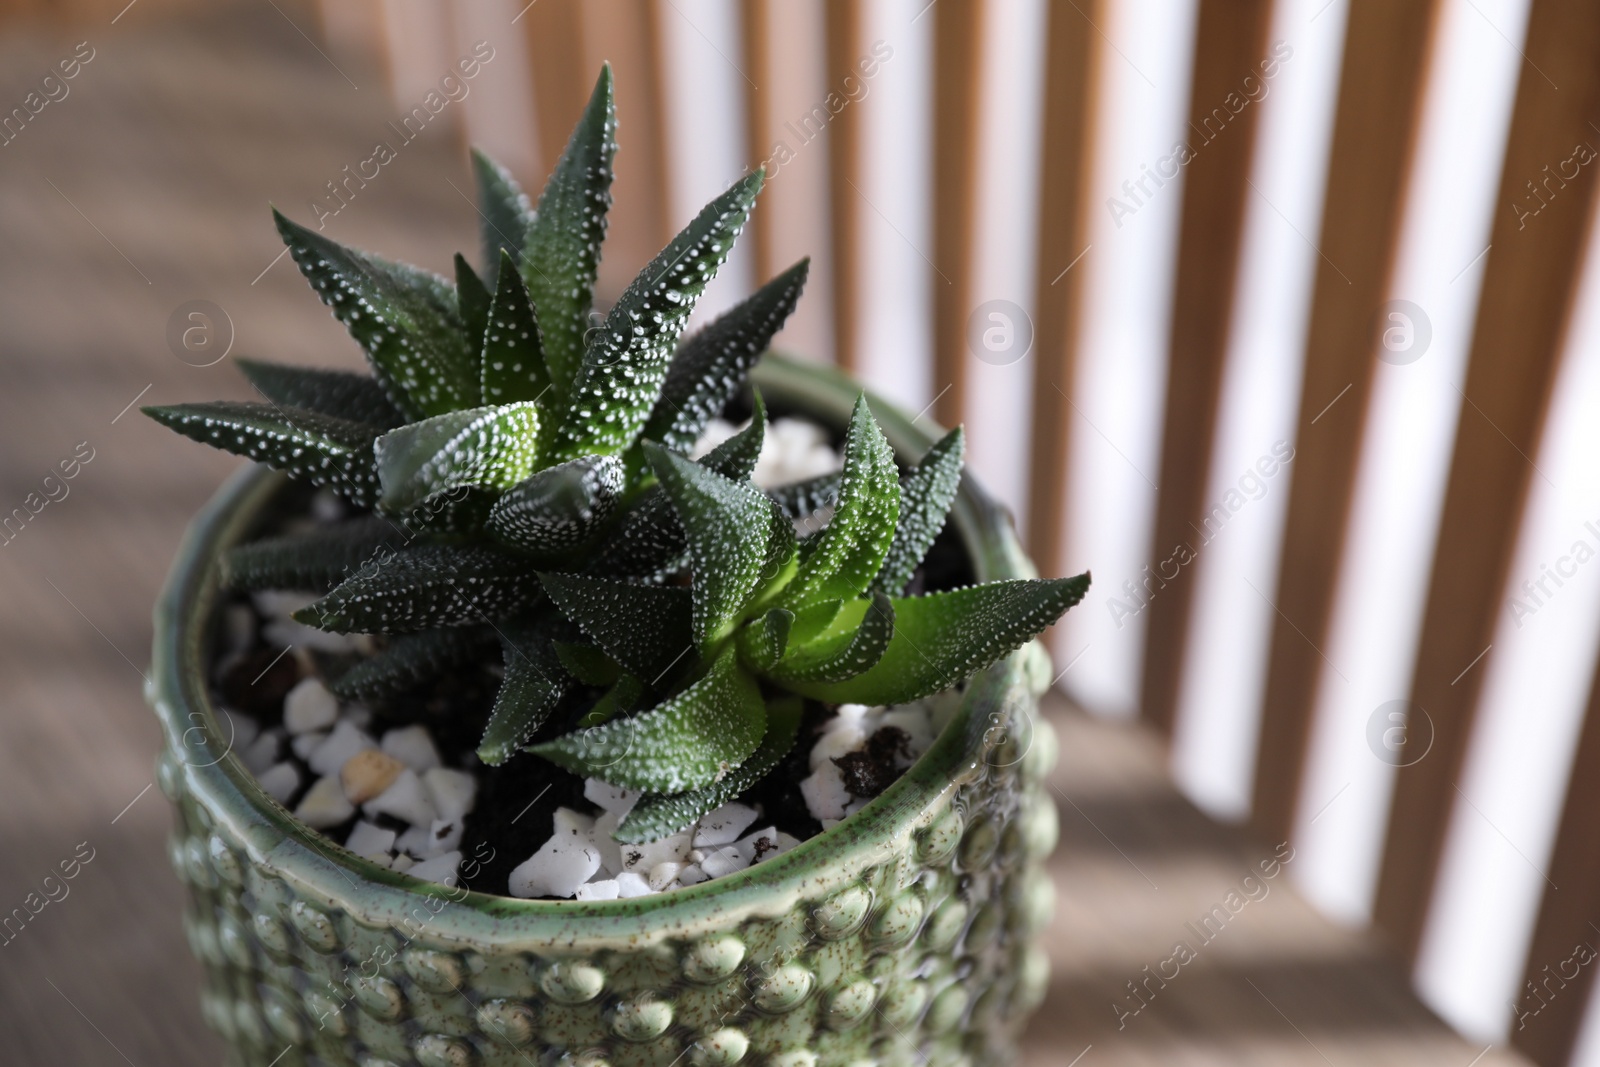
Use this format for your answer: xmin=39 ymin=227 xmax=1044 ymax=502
xmin=531 ymin=646 xmax=765 ymax=793
xmin=481 ymin=249 xmax=551 ymax=408
xmin=373 ymin=402 xmax=540 ymax=513
xmin=554 ymin=641 xmax=622 ymax=687
xmin=764 ymin=593 xmax=894 ymax=684
xmin=782 ymin=574 xmax=1091 ymax=705
xmin=479 ymin=624 xmax=570 ymax=765
xmin=236 ymin=359 xmax=403 ymax=428
xmin=874 ymin=426 xmax=964 ymax=595
xmin=614 ymin=696 xmax=801 ymax=843
xmin=331 ymin=626 xmax=497 ymax=702
xmin=549 ymin=171 xmax=764 ymax=461
xmin=295 ymin=544 xmax=542 ymax=634
xmin=766 ymin=470 xmax=840 ymax=521
xmin=578 ymin=673 xmax=648 ymax=729
xmin=485 ymin=454 xmax=624 ymax=556
xmin=471 ymin=148 xmax=534 ymax=288
xmin=643 ymin=259 xmax=809 ymax=450
xmin=523 ymin=66 xmax=616 ymax=406
xmin=454 ymin=253 xmax=492 ymax=369
xmin=274 ymin=209 xmax=478 ymax=418
xmin=222 ymin=516 xmax=406 ymax=592
xmin=539 ymin=570 xmax=695 ymax=684
xmin=394 ymin=486 xmax=496 ymax=536
xmin=143 ymin=401 xmax=381 ymax=508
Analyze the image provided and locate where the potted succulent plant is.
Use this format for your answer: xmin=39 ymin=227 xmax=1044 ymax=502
xmin=146 ymin=65 xmax=1088 ymax=1067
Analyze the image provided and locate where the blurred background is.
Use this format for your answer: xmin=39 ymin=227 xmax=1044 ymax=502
xmin=2 ymin=0 xmax=1599 ymax=1062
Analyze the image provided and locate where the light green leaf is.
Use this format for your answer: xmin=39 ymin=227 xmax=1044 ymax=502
xmin=874 ymin=426 xmax=964 ymax=595
xmin=764 ymin=593 xmax=894 ymax=684
xmin=523 ymin=66 xmax=616 ymax=406
xmin=294 ymin=544 xmax=542 ymax=634
xmin=549 ymin=170 xmax=764 ymax=461
xmin=531 ymin=646 xmax=765 ymax=793
xmin=645 ymin=443 xmax=772 ymax=650
xmin=236 ymin=359 xmax=403 ymax=428
xmin=614 ymin=696 xmax=801 ymax=843
xmin=143 ymin=401 xmax=382 ymax=508
xmin=538 ymin=570 xmax=696 ymax=685
xmin=642 ymin=259 xmax=809 ymax=450
xmin=781 ymin=575 xmax=1092 ymax=705
xmin=471 ymin=148 xmax=534 ymax=288
xmin=222 ymin=516 xmax=405 ymax=592
xmin=274 ymin=209 xmax=477 ymax=418
xmin=780 ymin=395 xmax=899 ymax=609
xmin=481 ymin=249 xmax=551 ymax=408
xmin=374 ymin=402 xmax=539 ymax=513
xmin=331 ymin=626 xmax=497 ymax=703
xmin=485 ymin=454 xmax=624 ymax=557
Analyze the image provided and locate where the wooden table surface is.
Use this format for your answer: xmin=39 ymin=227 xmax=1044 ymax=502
xmin=0 ymin=7 xmax=1526 ymax=1065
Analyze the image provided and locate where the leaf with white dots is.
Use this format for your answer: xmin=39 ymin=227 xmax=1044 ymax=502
xmin=222 ymin=516 xmax=406 ymax=592
xmin=294 ymin=544 xmax=542 ymax=634
xmin=874 ymin=426 xmax=964 ymax=595
xmin=642 ymin=259 xmax=809 ymax=451
xmin=481 ymin=249 xmax=551 ymax=409
xmin=485 ymin=454 xmax=625 ymax=557
xmin=331 ymin=626 xmax=498 ymax=703
xmin=373 ymin=402 xmax=540 ymax=513
xmin=549 ymin=170 xmax=764 ymax=462
xmin=780 ymin=396 xmax=899 ymax=610
xmin=471 ymin=148 xmax=534 ymax=288
xmin=531 ymin=645 xmax=765 ymax=793
xmin=762 ymin=593 xmax=894 ymax=685
xmin=143 ymin=401 xmax=382 ymax=508
xmin=523 ymin=66 xmax=617 ymax=408
xmin=480 ymin=623 xmax=571 ymax=765
xmin=274 ymin=208 xmax=478 ymax=419
xmin=454 ymin=253 xmax=492 ymax=364
xmin=766 ymin=470 xmax=841 ymax=521
xmin=614 ymin=695 xmax=801 ymax=843
xmin=781 ymin=575 xmax=1092 ymax=705
xmin=236 ymin=359 xmax=404 ymax=428
xmin=539 ymin=570 xmax=695 ymax=685
xmin=646 ymin=443 xmax=772 ymax=651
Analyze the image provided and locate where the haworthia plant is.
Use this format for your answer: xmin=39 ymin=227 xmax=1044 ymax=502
xmin=146 ymin=64 xmax=1090 ymax=844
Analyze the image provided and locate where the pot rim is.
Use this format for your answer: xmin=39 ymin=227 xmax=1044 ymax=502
xmin=148 ymin=353 xmax=1043 ymax=950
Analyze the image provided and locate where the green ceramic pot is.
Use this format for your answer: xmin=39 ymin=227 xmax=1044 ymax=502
xmin=147 ymin=354 xmax=1060 ymax=1067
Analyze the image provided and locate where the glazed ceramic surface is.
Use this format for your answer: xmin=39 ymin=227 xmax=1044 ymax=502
xmin=148 ymin=355 xmax=1061 ymax=1067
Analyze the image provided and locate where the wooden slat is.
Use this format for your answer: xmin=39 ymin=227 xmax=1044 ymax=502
xmin=824 ymin=0 xmax=864 ymax=373
xmin=1374 ymin=0 xmax=1600 ymax=965
xmin=1514 ymin=649 xmax=1600 ymax=1064
xmin=929 ymin=0 xmax=986 ymax=428
xmin=1139 ymin=0 xmax=1274 ymax=735
xmin=740 ymin=0 xmax=775 ymax=280
xmin=1247 ymin=0 xmax=1439 ymax=844
xmin=1024 ymin=0 xmax=1101 ymax=580
xmin=521 ymin=0 xmax=588 ymax=179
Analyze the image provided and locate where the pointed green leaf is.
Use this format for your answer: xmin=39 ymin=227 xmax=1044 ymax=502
xmin=531 ymin=647 xmax=765 ymax=793
xmin=615 ymin=696 xmax=801 ymax=843
xmin=745 ymin=608 xmax=793 ymax=670
xmin=549 ymin=170 xmax=764 ymax=461
xmin=646 ymin=443 xmax=772 ymax=650
xmin=236 ymin=359 xmax=403 ymax=428
xmin=455 ymin=253 xmax=492 ymax=370
xmin=787 ymin=598 xmax=843 ymax=647
xmin=394 ymin=486 xmax=496 ymax=536
xmin=699 ymin=390 xmax=766 ymax=481
xmin=539 ymin=571 xmax=696 ymax=685
xmin=781 ymin=574 xmax=1091 ymax=705
xmin=294 ymin=544 xmax=542 ymax=634
xmin=523 ymin=66 xmax=617 ymax=404
xmin=764 ymin=593 xmax=894 ymax=684
xmin=331 ymin=626 xmax=497 ymax=702
xmin=749 ymin=498 xmax=799 ymax=613
xmin=373 ymin=402 xmax=539 ymax=513
xmin=222 ymin=516 xmax=405 ymax=592
xmin=143 ymin=401 xmax=382 ymax=508
xmin=874 ymin=427 xmax=964 ymax=595
xmin=781 ymin=396 xmax=899 ymax=608
xmin=274 ymin=208 xmax=477 ymax=418
xmin=471 ymin=148 xmax=534 ymax=287
xmin=643 ymin=259 xmax=809 ymax=450
xmin=485 ymin=454 xmax=624 ymax=556
xmin=482 ymin=248 xmax=551 ymax=408
xmin=767 ymin=470 xmax=841 ymax=521
xmin=479 ymin=625 xmax=570 ymax=765
xmin=554 ymin=641 xmax=622 ymax=687
xmin=578 ymin=673 xmax=648 ymax=729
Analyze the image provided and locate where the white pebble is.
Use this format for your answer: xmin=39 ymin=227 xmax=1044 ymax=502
xmin=252 ymin=590 xmax=316 ymax=620
xmin=408 ymin=850 xmax=461 ymax=887
xmin=800 ymin=765 xmax=849 ymax=821
xmin=576 ymin=879 xmax=620 ymax=901
xmin=345 ymin=820 xmax=396 ymax=861
xmin=775 ymin=831 xmax=803 ymax=853
xmin=647 ymin=862 xmax=683 ymax=891
xmin=283 ymin=678 xmax=338 ymax=734
xmin=810 ymin=724 xmax=866 ymax=773
xmin=381 ymin=725 xmax=441 ymax=773
xmin=391 ymin=854 xmax=415 ymax=873
xmin=295 ymin=775 xmax=354 ymax=828
xmin=699 ymin=844 xmax=750 ymax=879
xmin=257 ymin=762 xmax=301 ymax=804
xmin=616 ymin=872 xmax=654 ymax=897
xmin=341 ymin=704 xmax=373 ymax=730
xmin=592 ymin=811 xmax=624 ymax=877
xmin=241 ymin=729 xmax=283 ymax=775
xmin=620 ymin=832 xmax=690 ymax=874
xmin=879 ymin=709 xmax=934 ymax=759
xmin=397 ymin=819 xmax=463 ymax=860
xmin=308 ymin=720 xmax=377 ymax=777
xmin=422 ymin=767 xmax=477 ymax=822
xmin=676 ymin=865 xmax=708 ymax=887
xmin=693 ymin=803 xmax=760 ymax=847
xmin=583 ymin=777 xmax=639 ymax=818
xmin=290 ymin=731 xmax=326 ymax=761
xmin=508 ymin=811 xmax=603 ymax=898
xmin=363 ymin=769 xmax=437 ymax=827
xmin=737 ymin=826 xmax=782 ymax=865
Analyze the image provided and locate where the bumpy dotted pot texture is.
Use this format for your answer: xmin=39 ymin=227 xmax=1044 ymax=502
xmin=147 ymin=355 xmax=1061 ymax=1067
